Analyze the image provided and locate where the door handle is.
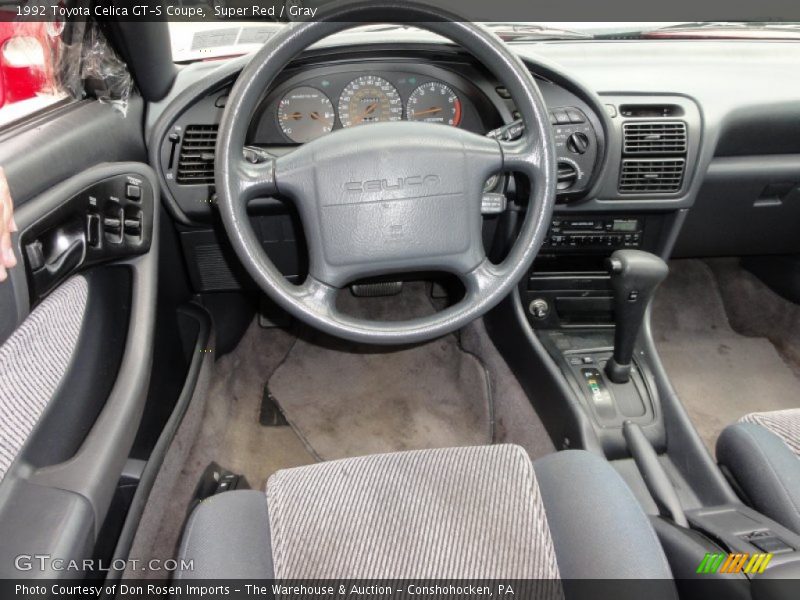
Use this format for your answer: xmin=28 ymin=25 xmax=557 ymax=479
xmin=29 ymin=226 xmax=87 ymax=297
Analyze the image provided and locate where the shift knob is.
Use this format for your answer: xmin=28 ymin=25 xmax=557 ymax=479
xmin=605 ymin=250 xmax=668 ymax=383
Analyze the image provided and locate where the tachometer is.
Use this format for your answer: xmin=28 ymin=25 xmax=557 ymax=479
xmin=407 ymin=82 xmax=462 ymax=126
xmin=278 ymin=86 xmax=335 ymax=143
xmin=338 ymin=75 xmax=402 ymax=128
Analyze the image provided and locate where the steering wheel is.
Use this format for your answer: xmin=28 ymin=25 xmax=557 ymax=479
xmin=216 ymin=1 xmax=556 ymax=345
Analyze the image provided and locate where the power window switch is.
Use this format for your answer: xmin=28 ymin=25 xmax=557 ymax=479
xmin=124 ymin=218 xmax=142 ymax=237
xmin=103 ymin=217 xmax=122 ymax=234
xmin=104 ymin=216 xmax=123 ymax=244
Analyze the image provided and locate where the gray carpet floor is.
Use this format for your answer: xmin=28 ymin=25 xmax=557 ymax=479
xmin=125 ymin=324 xmax=315 ymax=578
xmin=269 ymin=284 xmax=493 ymax=459
xmin=126 ymin=284 xmax=553 ymax=573
xmin=652 ymin=259 xmax=800 ymax=453
xmin=708 ymin=258 xmax=800 ymax=380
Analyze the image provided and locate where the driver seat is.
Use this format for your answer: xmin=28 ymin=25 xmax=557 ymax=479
xmin=176 ymin=445 xmax=675 ymax=594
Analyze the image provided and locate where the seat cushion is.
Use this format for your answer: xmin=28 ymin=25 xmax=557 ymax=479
xmin=741 ymin=410 xmax=800 ymax=456
xmin=718 ymin=410 xmax=800 ymax=534
xmin=268 ymin=444 xmax=559 ymax=579
xmin=178 ymin=445 xmax=674 ymax=589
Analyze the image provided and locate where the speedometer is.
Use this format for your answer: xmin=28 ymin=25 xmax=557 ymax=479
xmin=407 ymin=82 xmax=462 ymax=126
xmin=278 ymin=87 xmax=335 ymax=143
xmin=338 ymin=75 xmax=402 ymax=128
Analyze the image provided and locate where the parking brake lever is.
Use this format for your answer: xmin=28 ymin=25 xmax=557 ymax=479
xmin=623 ymin=421 xmax=688 ymax=527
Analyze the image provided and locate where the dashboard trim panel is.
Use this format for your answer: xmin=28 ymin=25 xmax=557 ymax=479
xmin=149 ymin=44 xmax=610 ymax=225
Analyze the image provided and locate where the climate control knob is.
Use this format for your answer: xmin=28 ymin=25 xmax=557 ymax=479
xmin=557 ymin=161 xmax=578 ymax=190
xmin=566 ymin=132 xmax=590 ymax=154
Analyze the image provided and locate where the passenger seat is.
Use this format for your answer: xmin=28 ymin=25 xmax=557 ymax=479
xmin=717 ymin=409 xmax=800 ymax=534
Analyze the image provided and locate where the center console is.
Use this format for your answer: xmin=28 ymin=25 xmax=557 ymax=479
xmin=485 ymin=91 xmax=800 ymax=595
xmin=514 ymin=215 xmax=800 ymax=593
xmin=515 ymin=211 xmax=800 ymax=594
xmin=514 ymin=211 xmax=685 ymax=456
xmin=503 ymin=94 xmax=702 ymax=457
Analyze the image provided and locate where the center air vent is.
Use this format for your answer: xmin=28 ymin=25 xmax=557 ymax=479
xmin=177 ymin=124 xmax=218 ymax=185
xmin=623 ymin=121 xmax=687 ymax=155
xmin=619 ymin=159 xmax=686 ymax=194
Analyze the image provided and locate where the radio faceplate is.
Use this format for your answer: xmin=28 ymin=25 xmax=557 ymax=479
xmin=544 ymin=216 xmax=643 ymax=251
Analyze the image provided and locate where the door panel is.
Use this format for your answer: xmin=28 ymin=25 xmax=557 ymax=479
xmin=0 ymin=99 xmax=146 ymax=207
xmin=0 ymin=92 xmax=157 ymax=577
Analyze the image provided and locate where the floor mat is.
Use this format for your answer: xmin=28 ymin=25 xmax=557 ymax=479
xmin=268 ymin=284 xmax=493 ymax=460
xmin=652 ymin=259 xmax=800 ymax=453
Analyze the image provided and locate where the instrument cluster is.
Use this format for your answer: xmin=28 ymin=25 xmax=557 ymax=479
xmin=262 ymin=70 xmax=475 ymax=144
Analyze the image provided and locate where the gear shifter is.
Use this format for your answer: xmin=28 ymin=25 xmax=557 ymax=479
xmin=605 ymin=250 xmax=669 ymax=384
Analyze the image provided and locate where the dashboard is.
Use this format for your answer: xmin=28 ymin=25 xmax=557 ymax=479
xmin=147 ymin=38 xmax=800 ymax=294
xmin=154 ymin=50 xmax=609 ymax=223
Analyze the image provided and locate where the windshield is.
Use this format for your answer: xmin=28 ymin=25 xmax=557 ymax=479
xmin=169 ymin=21 xmax=800 ymax=62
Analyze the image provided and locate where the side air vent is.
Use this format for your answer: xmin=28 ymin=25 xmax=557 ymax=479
xmin=623 ymin=121 xmax=687 ymax=155
xmin=619 ymin=159 xmax=686 ymax=194
xmin=177 ymin=124 xmax=218 ymax=185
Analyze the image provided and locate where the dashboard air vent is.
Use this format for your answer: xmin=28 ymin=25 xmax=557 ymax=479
xmin=619 ymin=159 xmax=685 ymax=194
xmin=623 ymin=121 xmax=687 ymax=154
xmin=177 ymin=124 xmax=218 ymax=185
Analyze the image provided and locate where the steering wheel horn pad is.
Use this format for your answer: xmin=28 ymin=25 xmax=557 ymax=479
xmin=274 ymin=121 xmax=503 ymax=287
xmin=216 ymin=1 xmax=556 ymax=344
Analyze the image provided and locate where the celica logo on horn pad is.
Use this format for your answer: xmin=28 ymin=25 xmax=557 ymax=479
xmin=344 ymin=174 xmax=441 ymax=193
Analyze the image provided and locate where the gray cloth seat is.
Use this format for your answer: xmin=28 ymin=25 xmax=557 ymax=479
xmin=718 ymin=409 xmax=800 ymax=534
xmin=177 ymin=445 xmax=674 ymax=593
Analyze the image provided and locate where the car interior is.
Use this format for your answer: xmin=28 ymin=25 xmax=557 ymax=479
xmin=2 ymin=1 xmax=800 ymax=597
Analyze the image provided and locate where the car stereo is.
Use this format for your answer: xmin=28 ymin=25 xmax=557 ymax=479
xmin=543 ymin=216 xmax=643 ymax=251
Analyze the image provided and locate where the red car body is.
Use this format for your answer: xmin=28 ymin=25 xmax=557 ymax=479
xmin=0 ymin=13 xmax=61 ymax=110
